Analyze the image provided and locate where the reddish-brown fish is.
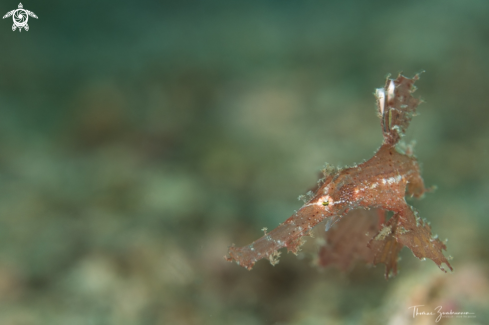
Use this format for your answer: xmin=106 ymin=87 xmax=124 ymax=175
xmin=226 ymin=74 xmax=452 ymax=277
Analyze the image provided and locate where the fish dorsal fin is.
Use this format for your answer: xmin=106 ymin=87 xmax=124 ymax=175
xmin=375 ymin=74 xmax=422 ymax=146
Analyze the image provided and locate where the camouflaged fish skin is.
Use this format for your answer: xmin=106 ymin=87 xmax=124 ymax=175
xmin=226 ymin=74 xmax=452 ymax=276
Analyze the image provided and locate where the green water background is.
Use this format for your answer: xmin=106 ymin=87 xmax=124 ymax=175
xmin=0 ymin=1 xmax=488 ymax=324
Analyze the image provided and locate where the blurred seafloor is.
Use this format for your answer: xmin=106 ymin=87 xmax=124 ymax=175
xmin=0 ymin=1 xmax=488 ymax=324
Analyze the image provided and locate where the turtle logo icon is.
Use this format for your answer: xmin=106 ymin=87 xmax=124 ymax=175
xmin=3 ymin=3 xmax=37 ymax=32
